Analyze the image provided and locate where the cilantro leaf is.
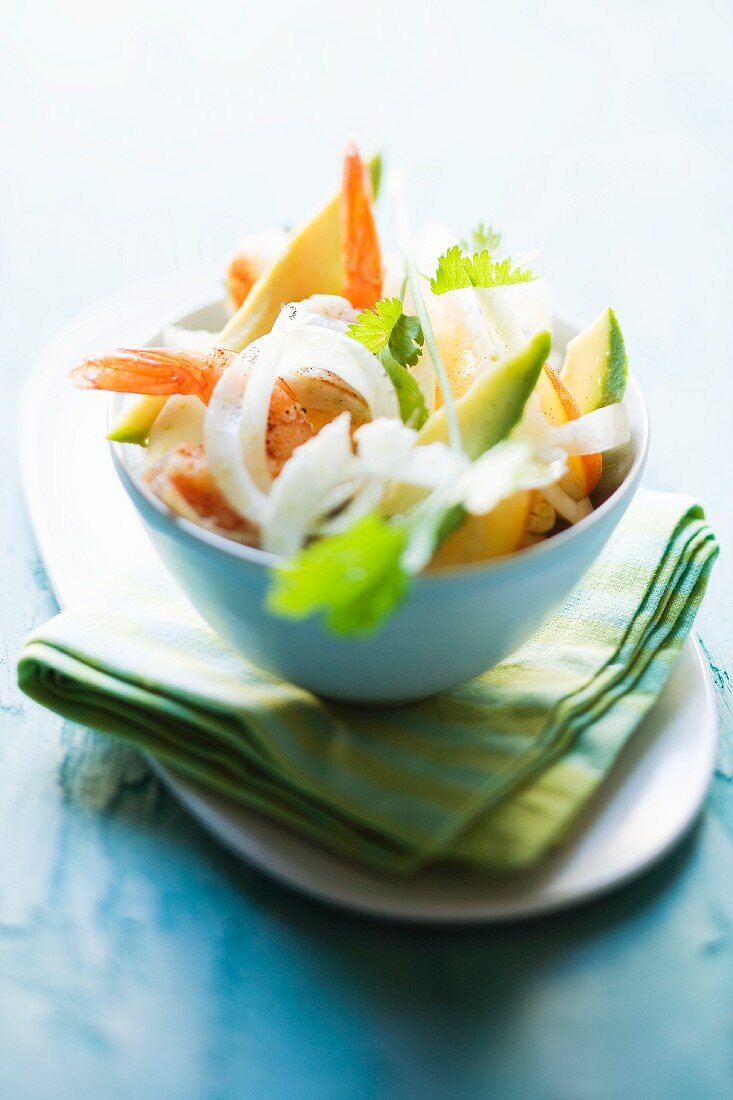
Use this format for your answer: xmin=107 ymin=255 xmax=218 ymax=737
xmin=346 ymin=297 xmax=403 ymax=356
xmin=266 ymin=513 xmax=410 ymax=635
xmin=389 ymin=312 xmax=423 ymax=368
xmin=347 ymin=297 xmax=424 ymax=366
xmin=429 ymin=245 xmax=472 ymax=294
xmin=460 ymin=222 xmax=502 ymax=253
xmin=347 ymin=298 xmax=428 ymax=428
xmin=431 ymin=246 xmax=536 ymax=295
xmin=464 ymin=250 xmax=535 ymax=289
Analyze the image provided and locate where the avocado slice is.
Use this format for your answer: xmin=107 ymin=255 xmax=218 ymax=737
xmin=560 ymin=307 xmax=627 ymax=414
xmin=108 ymin=154 xmax=382 ymax=444
xmin=107 ymin=395 xmax=168 ymax=445
xmin=384 ymin=331 xmax=550 ymax=516
xmin=418 ymin=330 xmax=551 ymax=458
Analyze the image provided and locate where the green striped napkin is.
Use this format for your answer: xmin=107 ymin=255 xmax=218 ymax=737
xmin=17 ymin=492 xmax=717 ymax=873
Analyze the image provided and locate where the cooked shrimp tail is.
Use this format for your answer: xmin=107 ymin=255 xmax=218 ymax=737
xmin=69 ymin=347 xmax=236 ymax=404
xmin=340 ymin=144 xmax=382 ymax=311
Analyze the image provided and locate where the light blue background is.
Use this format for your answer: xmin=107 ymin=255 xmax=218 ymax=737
xmin=2 ymin=2 xmax=733 ymax=1097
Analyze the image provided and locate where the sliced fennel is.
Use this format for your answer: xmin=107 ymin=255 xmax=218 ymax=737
xmin=549 ymin=402 xmax=630 ymax=455
xmin=541 ymin=482 xmax=593 ymax=525
xmin=515 ymin=392 xmax=631 ymax=459
xmin=263 ymin=414 xmax=361 ymax=556
xmin=391 ymin=177 xmax=464 ymax=455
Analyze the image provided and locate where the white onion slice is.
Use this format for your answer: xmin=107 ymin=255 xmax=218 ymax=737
xmin=282 ymin=368 xmax=368 ymax=418
xmin=238 ymin=332 xmax=287 ymax=492
xmin=278 ymin=326 xmax=399 ymax=421
xmin=502 ymin=275 xmax=552 ymax=340
xmin=354 ymin=418 xmax=418 ymax=475
xmin=262 ymin=414 xmax=360 ymax=556
xmin=550 ymin=402 xmax=630 ymax=455
xmin=541 ymin=482 xmax=593 ymax=525
xmin=319 ymin=478 xmax=387 ymax=535
xmin=518 ymin=395 xmax=630 ymax=458
xmin=456 ymin=441 xmax=564 ymax=517
xmin=355 ymin=418 xmax=461 ymax=489
xmin=272 ymin=295 xmax=357 ymax=335
xmin=412 ymin=222 xmax=495 ymax=389
xmin=203 ymin=342 xmax=270 ymax=525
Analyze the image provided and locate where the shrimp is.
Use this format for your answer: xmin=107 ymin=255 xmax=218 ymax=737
xmin=145 ymin=387 xmax=315 ymax=540
xmin=340 ymin=144 xmax=382 ymax=311
xmin=71 ymin=347 xmax=235 ymax=405
xmin=71 ymin=344 xmax=316 ymax=471
xmin=264 ymin=381 xmax=316 ymax=474
xmin=147 ymin=443 xmax=259 ymax=542
xmin=71 ymin=298 xmax=367 ymax=440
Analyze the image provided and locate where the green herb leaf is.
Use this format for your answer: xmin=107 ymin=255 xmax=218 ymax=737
xmin=460 ymin=222 xmax=502 ymax=253
xmin=347 ymin=297 xmax=402 ymax=356
xmin=267 ymin=513 xmax=410 ymax=636
xmin=464 ymin=250 xmax=535 ymax=289
xmin=431 ymin=246 xmax=536 ymax=295
xmin=389 ymin=312 xmax=424 ymax=368
xmin=347 ymin=297 xmax=424 ymax=367
xmin=267 ymin=492 xmax=472 ymax=636
xmin=379 ymin=349 xmax=429 ymax=429
xmin=400 ymin=498 xmax=465 ymax=574
xmin=347 ymin=297 xmax=428 ymax=428
xmin=429 ymin=245 xmax=472 ymax=294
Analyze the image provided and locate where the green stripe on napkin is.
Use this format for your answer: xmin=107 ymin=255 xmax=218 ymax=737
xmin=17 ymin=492 xmax=718 ymax=873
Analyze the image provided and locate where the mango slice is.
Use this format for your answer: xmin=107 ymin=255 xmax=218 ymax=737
xmin=109 ymin=156 xmax=381 ymax=444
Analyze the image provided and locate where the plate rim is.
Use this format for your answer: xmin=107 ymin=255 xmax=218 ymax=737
xmin=17 ymin=271 xmax=719 ymax=923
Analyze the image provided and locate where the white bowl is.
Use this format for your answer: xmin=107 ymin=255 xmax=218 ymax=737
xmin=111 ymin=308 xmax=649 ymax=703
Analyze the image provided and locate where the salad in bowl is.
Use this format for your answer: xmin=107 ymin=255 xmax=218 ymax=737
xmin=71 ymin=146 xmax=646 ymax=701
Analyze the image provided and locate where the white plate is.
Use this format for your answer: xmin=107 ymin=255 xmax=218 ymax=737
xmin=18 ymin=272 xmax=718 ymax=923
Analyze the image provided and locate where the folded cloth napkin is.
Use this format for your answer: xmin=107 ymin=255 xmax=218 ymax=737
xmin=17 ymin=491 xmax=718 ymax=874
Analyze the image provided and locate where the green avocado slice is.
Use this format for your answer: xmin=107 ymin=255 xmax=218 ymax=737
xmin=107 ymin=394 xmax=169 ymax=445
xmin=384 ymin=331 xmax=551 ymax=516
xmin=560 ymin=307 xmax=628 ymax=414
xmin=418 ymin=330 xmax=551 ymax=459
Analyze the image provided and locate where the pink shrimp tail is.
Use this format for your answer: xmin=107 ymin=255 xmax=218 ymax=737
xmin=70 ymin=347 xmax=235 ymax=404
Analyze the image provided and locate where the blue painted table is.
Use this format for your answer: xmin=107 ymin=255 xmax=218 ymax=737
xmin=2 ymin=3 xmax=732 ymax=1097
